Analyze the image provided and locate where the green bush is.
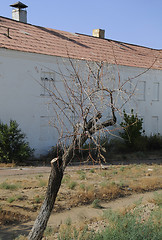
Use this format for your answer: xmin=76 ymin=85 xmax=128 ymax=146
xmin=147 ymin=134 xmax=162 ymax=150
xmin=0 ymin=120 xmax=33 ymax=163
xmin=119 ymin=109 xmax=143 ymax=150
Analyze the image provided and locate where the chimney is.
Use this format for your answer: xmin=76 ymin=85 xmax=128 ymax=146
xmin=10 ymin=1 xmax=28 ymax=23
xmin=93 ymin=29 xmax=105 ymax=39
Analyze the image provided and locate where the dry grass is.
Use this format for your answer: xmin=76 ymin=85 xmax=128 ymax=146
xmin=0 ymin=163 xmax=161 ymax=227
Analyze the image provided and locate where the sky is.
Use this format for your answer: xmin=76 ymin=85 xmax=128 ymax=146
xmin=1 ymin=0 xmax=162 ymax=49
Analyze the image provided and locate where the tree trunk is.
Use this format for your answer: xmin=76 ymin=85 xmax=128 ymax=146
xmin=28 ymin=159 xmax=63 ymax=240
xmin=28 ymin=106 xmax=116 ymax=239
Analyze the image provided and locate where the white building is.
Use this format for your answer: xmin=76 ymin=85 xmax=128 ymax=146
xmin=0 ymin=2 xmax=162 ymax=156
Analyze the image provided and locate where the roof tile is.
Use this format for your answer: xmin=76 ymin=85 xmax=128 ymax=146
xmin=0 ymin=16 xmax=162 ymax=70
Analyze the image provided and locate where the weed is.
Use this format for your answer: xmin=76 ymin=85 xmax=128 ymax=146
xmin=119 ymin=181 xmax=126 ymax=187
xmin=7 ymin=196 xmax=15 ymax=203
xmin=38 ymin=179 xmax=46 ymax=187
xmin=152 ymin=192 xmax=162 ymax=207
xmin=62 ymin=174 xmax=71 ymax=184
xmin=100 ymin=171 xmax=107 ymax=177
xmin=36 ymin=174 xmax=43 ymax=179
xmin=111 ymin=181 xmax=116 ymax=185
xmin=100 ymin=181 xmax=108 ymax=187
xmin=77 ymin=170 xmax=86 ymax=180
xmin=68 ymin=181 xmax=77 ymax=190
xmin=0 ymin=182 xmax=19 ymax=190
xmin=113 ymin=171 xmax=118 ymax=175
xmin=80 ymin=172 xmax=86 ymax=180
xmin=44 ymin=226 xmax=54 ymax=237
xmin=16 ymin=195 xmax=24 ymax=201
xmin=80 ymin=183 xmax=86 ymax=190
xmin=90 ymin=169 xmax=95 ymax=173
xmin=65 ymin=217 xmax=72 ymax=226
xmin=92 ymin=199 xmax=102 ymax=209
xmin=34 ymin=195 xmax=44 ymax=203
xmin=120 ymin=166 xmax=125 ymax=172
xmin=133 ymin=197 xmax=143 ymax=207
xmin=102 ymin=207 xmax=162 ymax=240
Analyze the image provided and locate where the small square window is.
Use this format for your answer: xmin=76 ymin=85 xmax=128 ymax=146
xmin=40 ymin=72 xmax=55 ymax=96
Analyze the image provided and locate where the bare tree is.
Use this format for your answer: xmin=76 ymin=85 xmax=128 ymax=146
xmin=28 ymin=58 xmax=138 ymax=239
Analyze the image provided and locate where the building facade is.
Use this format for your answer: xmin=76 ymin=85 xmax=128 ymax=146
xmin=0 ymin=5 xmax=162 ymax=156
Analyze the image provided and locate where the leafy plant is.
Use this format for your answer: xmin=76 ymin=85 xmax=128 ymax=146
xmin=120 ymin=109 xmax=143 ymax=150
xmin=0 ymin=120 xmax=33 ymax=163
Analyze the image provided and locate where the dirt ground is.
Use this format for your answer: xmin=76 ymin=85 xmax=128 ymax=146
xmin=0 ymin=190 xmax=161 ymax=240
xmin=0 ymin=163 xmax=161 ymax=240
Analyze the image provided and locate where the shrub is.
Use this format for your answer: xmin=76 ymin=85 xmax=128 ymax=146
xmin=119 ymin=109 xmax=143 ymax=150
xmin=0 ymin=120 xmax=33 ymax=163
xmin=147 ymin=134 xmax=162 ymax=150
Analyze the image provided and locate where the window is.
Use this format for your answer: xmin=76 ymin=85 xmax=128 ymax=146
xmin=41 ymin=72 xmax=55 ymax=96
xmin=137 ymin=81 xmax=146 ymax=101
xmin=151 ymin=116 xmax=159 ymax=135
xmin=152 ymin=82 xmax=159 ymax=101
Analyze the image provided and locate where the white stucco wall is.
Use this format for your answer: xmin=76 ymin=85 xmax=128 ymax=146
xmin=0 ymin=48 xmax=161 ymax=156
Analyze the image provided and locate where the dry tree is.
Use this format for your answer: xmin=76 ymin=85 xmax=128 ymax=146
xmin=28 ymin=56 xmax=149 ymax=239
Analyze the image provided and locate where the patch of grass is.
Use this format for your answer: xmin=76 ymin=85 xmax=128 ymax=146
xmin=112 ymin=171 xmax=118 ymax=175
xmin=34 ymin=195 xmax=44 ymax=204
xmin=58 ymin=203 xmax=162 ymax=240
xmin=65 ymin=217 xmax=72 ymax=226
xmin=90 ymin=169 xmax=95 ymax=173
xmin=62 ymin=174 xmax=71 ymax=184
xmin=7 ymin=196 xmax=16 ymax=203
xmin=100 ymin=181 xmax=108 ymax=187
xmin=77 ymin=170 xmax=86 ymax=180
xmin=151 ymin=192 xmax=162 ymax=207
xmin=111 ymin=181 xmax=116 ymax=186
xmin=38 ymin=179 xmax=47 ymax=187
xmin=100 ymin=171 xmax=107 ymax=177
xmin=92 ymin=199 xmax=102 ymax=209
xmin=80 ymin=183 xmax=86 ymax=190
xmin=68 ymin=181 xmax=77 ymax=190
xmin=120 ymin=166 xmax=125 ymax=172
xmin=16 ymin=195 xmax=25 ymax=201
xmin=0 ymin=182 xmax=19 ymax=190
xmin=44 ymin=226 xmax=54 ymax=237
xmin=101 ymin=208 xmax=162 ymax=240
xmin=35 ymin=174 xmax=43 ymax=179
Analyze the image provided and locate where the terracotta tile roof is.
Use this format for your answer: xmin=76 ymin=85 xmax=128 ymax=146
xmin=0 ymin=16 xmax=162 ymax=70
